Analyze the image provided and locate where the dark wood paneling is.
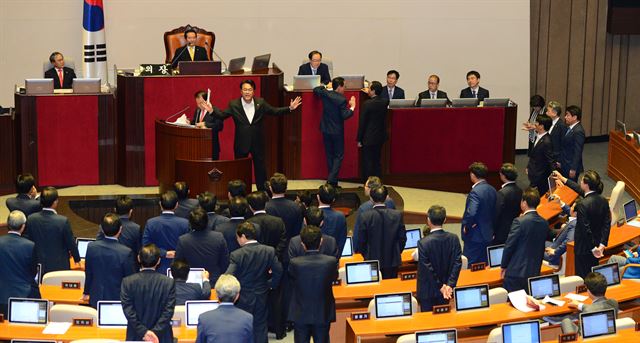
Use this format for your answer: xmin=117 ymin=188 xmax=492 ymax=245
xmin=98 ymin=94 xmax=117 ymax=184
xmin=0 ymin=114 xmax=17 ymax=195
xmin=117 ymin=75 xmax=146 ymax=186
xmin=15 ymin=94 xmax=38 ymax=181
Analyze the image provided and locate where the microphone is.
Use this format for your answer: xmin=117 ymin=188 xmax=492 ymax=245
xmin=165 ymin=106 xmax=190 ymax=122
xmin=204 ymin=41 xmax=228 ymax=73
xmin=170 ymin=43 xmax=190 ymax=69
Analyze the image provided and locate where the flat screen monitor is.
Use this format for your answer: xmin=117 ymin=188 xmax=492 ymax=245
xmin=8 ymin=298 xmax=49 ymax=324
xmin=419 ymin=99 xmax=448 ymax=108
xmin=415 ymin=329 xmax=457 ymax=343
xmin=487 ymin=244 xmax=505 ymax=268
xmin=454 ymin=284 xmax=490 ymax=311
xmin=34 ymin=263 xmax=42 ymax=284
xmin=388 ymin=99 xmax=416 ymax=108
xmin=548 ymin=175 xmax=557 ymax=196
xmin=293 ymin=75 xmax=321 ymax=90
xmin=483 ymin=98 xmax=510 ymax=107
xmin=167 ymin=267 xmax=205 ymax=285
xmin=615 ymin=120 xmax=627 ymax=134
xmin=374 ymin=292 xmax=412 ymax=319
xmin=623 ymin=199 xmax=637 ymax=222
xmin=580 ymin=309 xmax=616 ymax=339
xmin=72 ymin=78 xmax=101 ymax=94
xmin=97 ymin=300 xmax=128 ymax=327
xmin=251 ymin=53 xmax=271 ymax=71
xmin=76 ymin=237 xmax=95 ymax=259
xmin=451 ymin=98 xmax=479 ymax=108
xmin=25 ymin=79 xmax=54 ymax=95
xmin=528 ymin=274 xmax=561 ymax=299
xmin=501 ymin=320 xmax=541 ymax=343
xmin=185 ymin=300 xmax=220 ymax=327
xmin=404 ymin=228 xmax=422 ymax=249
xmin=340 ymin=75 xmax=365 ymax=89
xmin=227 ymin=57 xmax=246 ymax=73
xmin=345 ymin=260 xmax=380 ymax=285
xmin=341 ymin=236 xmax=353 ymax=257
xmin=591 ymin=263 xmax=621 ymax=286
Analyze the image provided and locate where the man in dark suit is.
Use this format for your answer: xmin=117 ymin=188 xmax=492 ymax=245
xmin=314 ymin=77 xmax=356 ymax=186
xmin=560 ymin=105 xmax=586 ymax=181
xmin=213 ymin=79 xmax=301 ymax=191
xmin=553 ymin=170 xmax=611 ymax=278
xmin=170 ymin=259 xmax=212 ymax=306
xmin=171 ymin=27 xmax=209 ymax=67
xmin=493 ymin=163 xmax=523 ymax=245
xmin=380 ymin=70 xmax=405 ymax=100
xmin=0 ymin=211 xmax=41 ymax=316
xmin=173 ymin=181 xmax=199 ymax=219
xmin=175 ymin=207 xmax=229 ymax=285
xmin=266 ymin=173 xmax=304 ymax=243
xmin=25 ymin=187 xmax=80 ymax=274
xmin=97 ymin=195 xmax=142 ymax=267
xmin=353 ymin=176 xmax=396 ymax=250
xmin=461 ymin=162 xmax=497 ymax=265
xmin=417 ymin=74 xmax=449 ymax=106
xmin=225 ymin=222 xmax=283 ymax=343
xmin=142 ymin=190 xmax=190 ymax=274
xmin=83 ymin=213 xmax=135 ymax=308
xmin=459 ymin=70 xmax=490 ymax=101
xmin=417 ymin=205 xmax=462 ymax=311
xmin=247 ymin=191 xmax=287 ymax=260
xmin=526 ymin=115 xmax=554 ymax=195
xmin=545 ymin=101 xmax=567 ymax=167
xmin=196 ymin=274 xmax=254 ymax=343
xmin=6 ymin=173 xmax=41 ymax=216
xmin=121 ymin=244 xmax=176 ymax=343
xmin=357 ymin=81 xmax=390 ymax=179
xmin=544 ymin=198 xmax=577 ymax=266
xmin=356 ymin=185 xmax=406 ymax=279
xmin=191 ymin=90 xmax=225 ymax=160
xmin=288 ymin=225 xmax=337 ymax=343
xmin=561 ymin=272 xmax=619 ymax=334
xmin=316 ymin=184 xmax=347 ymax=253
xmin=197 ymin=191 xmax=229 ymax=231
xmin=297 ymin=50 xmax=331 ymax=85
xmin=500 ymin=188 xmax=549 ymax=292
xmin=215 ymin=197 xmax=260 ymax=253
xmin=288 ymin=206 xmax=340 ymax=260
xmin=44 ymin=52 xmax=76 ymax=89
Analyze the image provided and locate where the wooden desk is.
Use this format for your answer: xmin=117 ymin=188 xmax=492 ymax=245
xmin=543 ymin=328 xmax=640 ymax=342
xmin=537 ymin=184 xmax=579 ymax=221
xmin=339 ymin=250 xmax=415 ymax=268
xmin=39 ymin=284 xmax=218 ymax=305
xmin=608 ymin=130 xmax=640 ymax=201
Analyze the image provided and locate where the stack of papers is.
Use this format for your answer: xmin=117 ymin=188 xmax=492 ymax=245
xmin=564 ymin=293 xmax=588 ymax=302
xmin=42 ymin=321 xmax=72 ymax=334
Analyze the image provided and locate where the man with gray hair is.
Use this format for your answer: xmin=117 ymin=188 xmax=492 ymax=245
xmin=0 ymin=210 xmax=41 ymax=316
xmin=196 ymin=274 xmax=254 ymax=343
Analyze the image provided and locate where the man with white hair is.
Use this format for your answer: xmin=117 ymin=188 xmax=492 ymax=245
xmin=196 ymin=274 xmax=253 ymax=343
xmin=0 ymin=210 xmax=41 ymax=316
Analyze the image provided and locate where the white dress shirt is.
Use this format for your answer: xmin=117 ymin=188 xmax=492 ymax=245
xmin=242 ymin=98 xmax=256 ymax=124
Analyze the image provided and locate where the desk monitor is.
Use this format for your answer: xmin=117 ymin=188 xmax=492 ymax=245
xmin=454 ymin=284 xmax=490 ymax=311
xmin=547 ymin=175 xmax=557 ymax=196
xmin=72 ymin=78 xmax=101 ymax=94
xmin=342 ymin=236 xmax=353 ymax=257
xmin=419 ymin=99 xmax=448 ymax=108
xmin=35 ymin=263 xmax=42 ymax=284
xmin=340 ymin=75 xmax=365 ymax=89
xmin=591 ymin=263 xmax=621 ymax=286
xmin=483 ymin=98 xmax=510 ymax=107
xmin=97 ymin=300 xmax=128 ymax=327
xmin=12 ymin=340 xmax=56 ymax=343
xmin=451 ymin=98 xmax=479 ymax=108
xmin=623 ymin=199 xmax=637 ymax=222
xmin=580 ymin=309 xmax=616 ymax=339
xmin=615 ymin=120 xmax=627 ymax=134
xmin=185 ymin=300 xmax=220 ymax=327
xmin=227 ymin=57 xmax=246 ymax=73
xmin=251 ymin=53 xmax=271 ymax=71
xmin=501 ymin=320 xmax=541 ymax=343
xmin=293 ymin=75 xmax=321 ymax=90
xmin=374 ymin=292 xmax=412 ymax=319
xmin=415 ymin=329 xmax=457 ymax=343
xmin=76 ymin=237 xmax=95 ymax=259
xmin=389 ymin=99 xmax=416 ymax=108
xmin=8 ymin=298 xmax=49 ymax=324
xmin=404 ymin=228 xmax=422 ymax=249
xmin=528 ymin=274 xmax=560 ymax=299
xmin=167 ymin=267 xmax=205 ymax=285
xmin=487 ymin=244 xmax=505 ymax=268
xmin=25 ymin=79 xmax=54 ymax=95
xmin=345 ymin=260 xmax=380 ymax=285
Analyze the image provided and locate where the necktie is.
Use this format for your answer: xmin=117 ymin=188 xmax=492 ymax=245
xmin=431 ymin=93 xmax=435 ymax=99
xmin=388 ymin=88 xmax=393 ymax=98
xmin=472 ymin=90 xmax=477 ymax=98
xmin=565 ymin=127 xmax=572 ymax=136
xmin=312 ymin=68 xmax=316 ymax=75
xmin=57 ymin=69 xmax=64 ymax=87
xmin=189 ymin=46 xmax=195 ymax=61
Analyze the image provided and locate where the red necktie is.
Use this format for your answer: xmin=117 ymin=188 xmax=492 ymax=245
xmin=57 ymin=69 xmax=64 ymax=87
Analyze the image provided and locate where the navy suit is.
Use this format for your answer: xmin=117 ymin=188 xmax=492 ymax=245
xmin=319 ymin=206 xmax=347 ymax=255
xmin=6 ymin=194 xmax=42 ymax=217
xmin=44 ymin=66 xmax=76 ymax=89
xmin=297 ymin=62 xmax=331 ymax=85
xmin=560 ymin=122 xmax=586 ymax=181
xmin=544 ymin=212 xmax=576 ymax=266
xmin=493 ymin=182 xmax=523 ymax=245
xmin=142 ymin=212 xmax=190 ymax=273
xmin=0 ymin=232 xmax=40 ymax=316
xmin=175 ymin=280 xmax=212 ymax=306
xmin=215 ymin=218 xmax=262 ymax=253
xmin=501 ymin=211 xmax=549 ymax=293
xmin=83 ymin=237 xmax=135 ymax=308
xmin=356 ymin=204 xmax=406 ymax=279
xmin=417 ymin=230 xmax=462 ymax=311
xmin=96 ymin=215 xmax=142 ymax=267
xmin=175 ymin=198 xmax=199 ymax=219
xmin=175 ymin=230 xmax=229 ymax=284
xmin=548 ymin=118 xmax=567 ymax=164
xmin=353 ymin=198 xmax=396 ymax=252
xmin=459 ymin=86 xmax=490 ymax=101
xmin=288 ymin=234 xmax=339 ymax=261
xmin=206 ymin=212 xmax=229 ymax=232
xmin=527 ymin=133 xmax=554 ymax=194
xmin=461 ymin=181 xmax=497 ymax=265
xmin=25 ymin=209 xmax=80 ymax=274
xmin=380 ymin=86 xmax=405 ymax=100
xmin=196 ymin=303 xmax=254 ymax=343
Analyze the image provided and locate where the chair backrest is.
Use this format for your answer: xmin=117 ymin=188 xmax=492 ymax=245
xmin=486 ymin=327 xmax=502 ymax=343
xmin=461 ymin=255 xmax=469 ymax=270
xmin=616 ymin=317 xmax=636 ymax=330
xmin=172 ymin=305 xmax=186 ymax=326
xmin=164 ymin=25 xmax=215 ymax=63
xmin=396 ymin=333 xmax=416 ymax=343
xmin=488 ymin=287 xmax=508 ymax=304
xmin=609 ymin=181 xmax=626 ymax=224
xmin=300 ymin=58 xmax=333 ymax=78
xmin=338 ymin=267 xmax=346 ymax=281
xmin=367 ymin=296 xmax=420 ymax=319
xmin=559 ymin=275 xmax=584 ymax=294
xmin=42 ymin=270 xmax=85 ymax=288
xmin=43 ymin=59 xmax=76 ymax=74
xmin=542 ymin=252 xmax=567 ymax=275
xmin=50 ymin=304 xmax=98 ymax=325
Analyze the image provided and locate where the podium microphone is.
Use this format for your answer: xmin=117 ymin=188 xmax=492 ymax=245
xmin=165 ymin=106 xmax=190 ymax=122
xmin=170 ymin=43 xmax=190 ymax=69
xmin=204 ymin=41 xmax=228 ymax=73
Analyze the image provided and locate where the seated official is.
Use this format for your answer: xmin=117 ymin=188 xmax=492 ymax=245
xmin=560 ymin=272 xmax=619 ymax=334
xmin=171 ymin=259 xmax=212 ymax=306
xmin=6 ymin=173 xmax=42 ymax=216
xmin=171 ymin=27 xmax=209 ymax=66
xmin=191 ymin=90 xmax=224 ymax=160
xmin=380 ymin=70 xmax=405 ymax=100
xmin=298 ymin=50 xmax=331 ymax=84
xmin=607 ymin=249 xmax=640 ymax=279
xmin=459 ymin=70 xmax=489 ymax=101
xmin=174 ymin=181 xmax=199 ymax=219
xmin=417 ymin=74 xmax=449 ymax=106
xmin=544 ymin=197 xmax=577 ymax=266
xmin=44 ymin=51 xmax=76 ymax=89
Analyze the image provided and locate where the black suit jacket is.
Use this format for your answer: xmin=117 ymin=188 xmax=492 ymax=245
xmin=357 ymin=96 xmax=389 ymax=146
xmin=297 ymin=62 xmax=331 ymax=85
xmin=206 ymin=212 xmax=230 ymax=232
xmin=417 ymin=230 xmax=462 ymax=300
xmin=565 ymin=179 xmax=611 ymax=255
xmin=288 ymin=251 xmax=337 ymax=324
xmin=214 ymin=218 xmax=262 ymax=253
xmin=459 ymin=86 xmax=490 ymax=101
xmin=265 ymin=197 xmax=304 ymax=241
xmin=380 ymin=86 xmax=405 ymax=99
xmin=417 ymin=90 xmax=449 ymax=104
xmin=356 ymin=205 xmax=407 ymax=268
xmin=549 ymin=119 xmax=567 ymax=164
xmin=527 ymin=133 xmax=554 ymax=183
xmin=25 ymin=210 xmax=80 ymax=274
xmin=175 ymin=230 xmax=229 ymax=284
xmin=560 ymin=122 xmax=586 ymax=175
xmin=121 ymin=270 xmax=176 ymax=342
xmin=84 ymin=238 xmax=135 ymax=308
xmin=288 ymin=234 xmax=339 ymax=261
xmin=175 ymin=280 xmax=212 ymax=306
xmin=313 ymin=86 xmax=354 ymax=135
xmin=0 ymin=233 xmax=40 ymax=306
xmin=44 ymin=66 xmax=76 ymax=89
xmin=97 ymin=216 xmax=142 ymax=266
xmin=6 ymin=194 xmax=42 ymax=217
xmin=493 ymin=183 xmax=523 ymax=245
xmin=501 ymin=211 xmax=549 ymax=279
xmin=172 ymin=45 xmax=209 ymax=65
xmin=248 ymin=212 xmax=287 ymax=261
xmin=174 ymin=198 xmax=199 ymax=219
xmin=226 ymin=242 xmax=283 ymax=303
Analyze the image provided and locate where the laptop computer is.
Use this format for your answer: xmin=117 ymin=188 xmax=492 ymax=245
xmin=388 ymin=99 xmax=417 ymax=108
xmin=451 ymin=98 xmax=479 ymax=108
xmin=528 ymin=274 xmax=560 ymax=300
xmin=487 ymin=244 xmax=505 ymax=268
xmin=501 ymin=320 xmax=541 ymax=343
xmin=185 ymin=300 xmax=220 ymax=327
xmin=415 ymin=329 xmax=457 ymax=343
xmin=97 ymin=300 xmax=128 ymax=327
xmin=341 ymin=236 xmax=353 ymax=257
xmin=227 ymin=57 xmax=246 ymax=73
xmin=251 ymin=53 xmax=271 ymax=71
xmin=293 ymin=75 xmax=321 ymax=90
xmin=483 ymin=98 xmax=510 ymax=107
xmin=166 ymin=267 xmax=205 ymax=285
xmin=419 ymin=99 xmax=448 ymax=108
xmin=345 ymin=260 xmax=380 ymax=285
xmin=340 ymin=75 xmax=365 ymax=89
xmin=580 ymin=309 xmax=616 ymax=339
xmin=623 ymin=199 xmax=637 ymax=222
xmin=25 ymin=79 xmax=54 ymax=95
xmin=374 ymin=292 xmax=412 ymax=319
xmin=454 ymin=284 xmax=490 ymax=311
xmin=591 ymin=263 xmax=621 ymax=286
xmin=404 ymin=228 xmax=422 ymax=249
xmin=72 ymin=78 xmax=101 ymax=94
xmin=76 ymin=237 xmax=95 ymax=259
xmin=8 ymin=298 xmax=49 ymax=324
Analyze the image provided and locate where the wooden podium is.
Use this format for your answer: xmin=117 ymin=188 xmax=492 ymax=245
xmin=155 ymin=120 xmax=252 ymax=199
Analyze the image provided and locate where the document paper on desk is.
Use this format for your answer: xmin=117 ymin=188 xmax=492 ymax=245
xmin=508 ymin=289 xmax=546 ymax=313
xmin=42 ymin=321 xmax=72 ymax=334
xmin=627 ymin=220 xmax=640 ymax=228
